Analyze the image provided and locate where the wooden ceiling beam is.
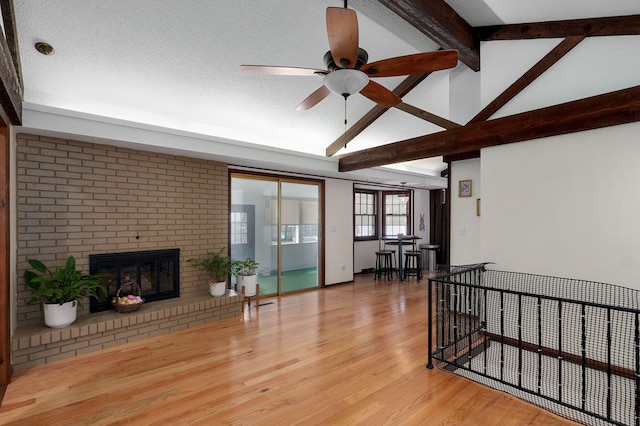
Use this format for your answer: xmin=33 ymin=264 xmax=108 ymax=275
xmin=476 ymin=14 xmax=640 ymax=41
xmin=469 ymin=35 xmax=585 ymax=123
xmin=0 ymin=0 xmax=22 ymax=124
xmin=394 ymin=102 xmax=461 ymax=129
xmin=326 ymin=73 xmax=429 ymax=157
xmin=338 ymin=85 xmax=640 ymax=172
xmin=377 ymin=0 xmax=479 ymax=71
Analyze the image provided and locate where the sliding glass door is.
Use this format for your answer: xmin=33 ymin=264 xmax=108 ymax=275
xmin=280 ymin=181 xmax=319 ymax=292
xmin=230 ymin=173 xmax=322 ymax=297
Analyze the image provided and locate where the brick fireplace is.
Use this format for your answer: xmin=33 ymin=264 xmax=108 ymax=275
xmin=13 ymin=134 xmax=240 ymax=370
xmin=89 ymin=248 xmax=181 ymax=312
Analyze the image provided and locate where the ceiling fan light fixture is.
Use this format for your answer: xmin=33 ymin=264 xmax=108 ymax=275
xmin=398 ymin=182 xmax=410 ymax=204
xmin=323 ymin=69 xmax=368 ymax=98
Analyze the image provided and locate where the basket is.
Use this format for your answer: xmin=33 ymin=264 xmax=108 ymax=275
xmin=111 ymin=280 xmax=144 ymax=313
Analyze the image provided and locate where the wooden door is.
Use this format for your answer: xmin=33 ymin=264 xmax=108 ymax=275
xmin=0 ymin=122 xmax=10 ymax=396
xmin=430 ymin=187 xmax=449 ymax=267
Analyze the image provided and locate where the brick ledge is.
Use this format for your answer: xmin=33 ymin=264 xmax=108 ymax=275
xmin=11 ymin=291 xmax=242 ymax=370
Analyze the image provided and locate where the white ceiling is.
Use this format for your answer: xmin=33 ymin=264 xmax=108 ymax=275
xmin=12 ymin=0 xmax=640 ymax=185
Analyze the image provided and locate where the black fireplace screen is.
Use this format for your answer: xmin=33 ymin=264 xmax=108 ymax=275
xmin=89 ymin=248 xmax=180 ymax=313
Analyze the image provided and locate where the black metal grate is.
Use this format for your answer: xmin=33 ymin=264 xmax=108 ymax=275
xmin=427 ymin=264 xmax=640 ymax=426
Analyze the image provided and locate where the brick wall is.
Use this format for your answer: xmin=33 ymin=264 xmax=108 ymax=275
xmin=16 ymin=134 xmax=230 ymax=325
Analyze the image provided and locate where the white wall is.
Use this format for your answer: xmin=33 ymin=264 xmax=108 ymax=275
xmin=450 ymin=159 xmax=482 ymax=265
xmin=482 ymin=122 xmax=640 ymax=289
xmin=354 ymin=239 xmax=377 ymax=274
xmin=412 ymin=189 xmax=430 ymax=244
xmin=324 ymin=179 xmax=354 ymax=284
xmin=450 ymin=65 xmax=481 ymax=124
xmin=445 ymin=35 xmax=640 ymax=289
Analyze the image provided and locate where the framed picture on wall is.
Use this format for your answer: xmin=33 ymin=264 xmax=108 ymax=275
xmin=458 ymin=180 xmax=472 ymax=197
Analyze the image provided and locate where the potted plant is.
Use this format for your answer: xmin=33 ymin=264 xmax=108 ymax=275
xmin=187 ymin=248 xmax=232 ymax=297
xmin=24 ymin=256 xmax=108 ymax=328
xmin=232 ymin=257 xmax=260 ymax=297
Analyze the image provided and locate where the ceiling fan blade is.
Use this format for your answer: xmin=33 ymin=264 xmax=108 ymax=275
xmin=360 ymin=81 xmax=401 ymax=108
xmin=296 ymin=85 xmax=332 ymax=111
xmin=241 ymin=65 xmax=328 ymax=76
xmin=326 ymin=7 xmax=359 ymax=69
xmin=360 ymin=50 xmax=459 ymax=77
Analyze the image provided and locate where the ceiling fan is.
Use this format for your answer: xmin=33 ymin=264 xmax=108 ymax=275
xmin=241 ymin=2 xmax=459 ymax=111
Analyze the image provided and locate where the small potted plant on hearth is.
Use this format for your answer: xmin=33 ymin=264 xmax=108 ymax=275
xmin=232 ymin=257 xmax=260 ymax=298
xmin=24 ymin=256 xmax=108 ymax=328
xmin=187 ymin=248 xmax=232 ymax=297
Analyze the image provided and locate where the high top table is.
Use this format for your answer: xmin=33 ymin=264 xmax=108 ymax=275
xmin=383 ymin=235 xmax=421 ymax=281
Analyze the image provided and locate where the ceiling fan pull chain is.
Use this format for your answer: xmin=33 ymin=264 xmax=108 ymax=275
xmin=344 ymin=96 xmax=348 ymax=148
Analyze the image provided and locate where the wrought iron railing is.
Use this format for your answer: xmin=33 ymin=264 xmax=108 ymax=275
xmin=427 ymin=264 xmax=640 ymax=426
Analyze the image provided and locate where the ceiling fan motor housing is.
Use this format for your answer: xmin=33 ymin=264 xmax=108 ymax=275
xmin=323 ymin=48 xmax=369 ymax=71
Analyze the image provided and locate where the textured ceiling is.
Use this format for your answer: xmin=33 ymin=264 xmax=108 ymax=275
xmin=13 ymin=0 xmax=640 ymax=180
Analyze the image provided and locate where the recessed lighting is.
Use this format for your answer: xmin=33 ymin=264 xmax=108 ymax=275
xmin=35 ymin=42 xmax=54 ymax=55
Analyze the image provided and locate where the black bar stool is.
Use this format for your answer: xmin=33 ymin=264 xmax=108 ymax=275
xmin=375 ymin=238 xmax=396 ymax=280
xmin=374 ymin=250 xmax=394 ymax=280
xmin=403 ymin=238 xmax=422 ymax=281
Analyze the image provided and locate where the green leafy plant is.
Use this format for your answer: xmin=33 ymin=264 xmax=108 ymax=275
xmin=232 ymin=257 xmax=260 ymax=277
xmin=24 ymin=256 xmax=108 ymax=306
xmin=187 ymin=248 xmax=232 ymax=282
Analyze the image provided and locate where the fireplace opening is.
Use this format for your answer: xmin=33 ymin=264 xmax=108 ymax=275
xmin=89 ymin=248 xmax=180 ymax=313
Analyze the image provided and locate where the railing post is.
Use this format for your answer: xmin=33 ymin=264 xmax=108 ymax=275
xmin=426 ymin=276 xmax=434 ymax=369
xmin=607 ymin=307 xmax=612 ymax=421
xmin=635 ymin=312 xmax=639 ymax=426
xmin=517 ymin=294 xmax=522 ymax=388
xmin=581 ymin=304 xmax=587 ymax=411
xmin=537 ymin=296 xmax=542 ymax=395
xmin=557 ymin=300 xmax=563 ymax=403
xmin=483 ymin=287 xmax=488 ymax=375
xmin=499 ymin=290 xmax=505 ymax=382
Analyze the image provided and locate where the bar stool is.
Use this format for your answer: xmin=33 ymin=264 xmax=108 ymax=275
xmin=375 ymin=250 xmax=394 ymax=280
xmin=403 ymin=250 xmax=422 ymax=281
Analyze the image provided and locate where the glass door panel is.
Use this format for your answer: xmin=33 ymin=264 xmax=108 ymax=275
xmin=231 ymin=177 xmax=279 ymax=296
xmin=280 ymin=182 xmax=319 ymax=292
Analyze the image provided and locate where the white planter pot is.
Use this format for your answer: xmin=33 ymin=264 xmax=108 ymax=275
xmin=238 ymin=275 xmax=258 ymax=297
xmin=209 ymin=280 xmax=227 ymax=297
xmin=43 ymin=300 xmax=78 ymax=328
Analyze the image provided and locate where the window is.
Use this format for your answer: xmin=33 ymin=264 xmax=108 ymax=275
xmin=382 ymin=191 xmax=411 ymax=237
xmin=272 ymin=224 xmax=299 ymax=244
xmin=354 ymin=189 xmax=377 ymax=240
xmin=301 ymin=224 xmax=318 ymax=243
xmin=230 ymin=211 xmax=248 ymax=244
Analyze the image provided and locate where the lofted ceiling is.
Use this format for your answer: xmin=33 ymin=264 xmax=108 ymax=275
xmin=10 ymin=0 xmax=640 ymax=187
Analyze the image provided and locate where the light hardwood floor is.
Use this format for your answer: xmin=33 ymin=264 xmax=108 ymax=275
xmin=0 ymin=273 xmax=578 ymax=425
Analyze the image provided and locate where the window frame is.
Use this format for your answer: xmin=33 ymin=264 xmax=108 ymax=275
xmin=382 ymin=190 xmax=412 ymax=237
xmin=353 ymin=189 xmax=378 ymax=241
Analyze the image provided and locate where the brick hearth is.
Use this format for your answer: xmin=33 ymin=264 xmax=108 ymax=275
xmin=12 ymin=292 xmax=242 ymax=370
